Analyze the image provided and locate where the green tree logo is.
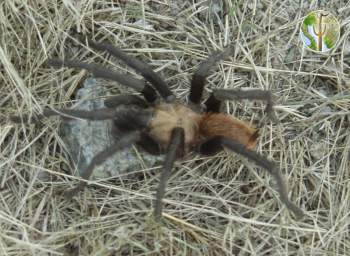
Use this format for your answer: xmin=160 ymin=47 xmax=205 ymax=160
xmin=300 ymin=10 xmax=340 ymax=53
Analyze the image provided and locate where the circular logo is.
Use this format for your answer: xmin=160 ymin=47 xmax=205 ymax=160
xmin=300 ymin=10 xmax=340 ymax=53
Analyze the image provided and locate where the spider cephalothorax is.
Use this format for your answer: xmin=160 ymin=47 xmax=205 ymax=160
xmin=11 ymin=38 xmax=304 ymax=220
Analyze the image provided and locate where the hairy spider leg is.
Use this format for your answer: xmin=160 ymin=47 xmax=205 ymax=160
xmin=154 ymin=127 xmax=185 ymax=221
xmin=104 ymin=94 xmax=149 ymax=108
xmin=65 ymin=131 xmax=141 ymax=200
xmin=47 ymin=59 xmax=157 ymax=103
xmin=10 ymin=108 xmax=119 ymax=123
xmin=86 ymin=39 xmax=174 ymax=101
xmin=136 ymin=133 xmax=162 ymax=155
xmin=10 ymin=106 xmax=153 ymax=126
xmin=189 ymin=46 xmax=234 ymax=104
xmin=209 ymin=89 xmax=278 ymax=122
xmin=204 ymin=93 xmax=222 ymax=112
xmin=199 ymin=136 xmax=304 ymax=219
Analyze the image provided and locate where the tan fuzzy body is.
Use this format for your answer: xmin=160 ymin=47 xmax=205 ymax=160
xmin=148 ymin=103 xmax=202 ymax=150
xmin=148 ymin=102 xmax=258 ymax=151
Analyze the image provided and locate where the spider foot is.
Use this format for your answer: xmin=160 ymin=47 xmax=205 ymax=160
xmin=265 ymin=105 xmax=279 ymax=123
xmin=10 ymin=115 xmax=38 ymax=124
xmin=64 ymin=182 xmax=85 ymax=200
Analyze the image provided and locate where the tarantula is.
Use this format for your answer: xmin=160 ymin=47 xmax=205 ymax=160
xmin=11 ymin=39 xmax=304 ymax=220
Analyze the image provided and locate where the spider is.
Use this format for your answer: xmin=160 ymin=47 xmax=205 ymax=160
xmin=11 ymin=39 xmax=304 ymax=221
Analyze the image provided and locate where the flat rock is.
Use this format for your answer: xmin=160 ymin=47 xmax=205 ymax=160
xmin=60 ymin=77 xmax=162 ymax=179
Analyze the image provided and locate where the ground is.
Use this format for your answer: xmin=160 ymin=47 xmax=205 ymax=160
xmin=1 ymin=0 xmax=350 ymax=255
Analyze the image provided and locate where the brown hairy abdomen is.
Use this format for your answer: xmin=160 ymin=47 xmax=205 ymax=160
xmin=199 ymin=113 xmax=258 ymax=149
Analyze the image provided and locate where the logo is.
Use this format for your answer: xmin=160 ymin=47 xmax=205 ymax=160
xmin=300 ymin=10 xmax=340 ymax=53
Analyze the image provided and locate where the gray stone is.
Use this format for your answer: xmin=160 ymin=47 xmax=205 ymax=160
xmin=60 ymin=77 xmax=162 ymax=179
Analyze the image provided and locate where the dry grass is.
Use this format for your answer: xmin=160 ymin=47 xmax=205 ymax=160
xmin=1 ymin=0 xmax=350 ymax=255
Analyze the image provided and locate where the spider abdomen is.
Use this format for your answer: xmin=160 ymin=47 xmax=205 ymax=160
xmin=148 ymin=102 xmax=202 ymax=150
xmin=199 ymin=113 xmax=258 ymax=149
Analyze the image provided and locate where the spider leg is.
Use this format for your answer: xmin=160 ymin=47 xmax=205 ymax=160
xmin=112 ymin=122 xmax=161 ymax=155
xmin=85 ymin=39 xmax=174 ymax=101
xmin=47 ymin=59 xmax=157 ymax=103
xmin=189 ymin=46 xmax=233 ymax=104
xmin=104 ymin=94 xmax=149 ymax=108
xmin=11 ymin=107 xmax=153 ymax=128
xmin=10 ymin=108 xmax=119 ymax=123
xmin=65 ymin=131 xmax=141 ymax=199
xmin=207 ymin=89 xmax=278 ymax=122
xmin=137 ymin=133 xmax=162 ymax=155
xmin=199 ymin=136 xmax=304 ymax=219
xmin=204 ymin=93 xmax=222 ymax=113
xmin=154 ymin=127 xmax=185 ymax=221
